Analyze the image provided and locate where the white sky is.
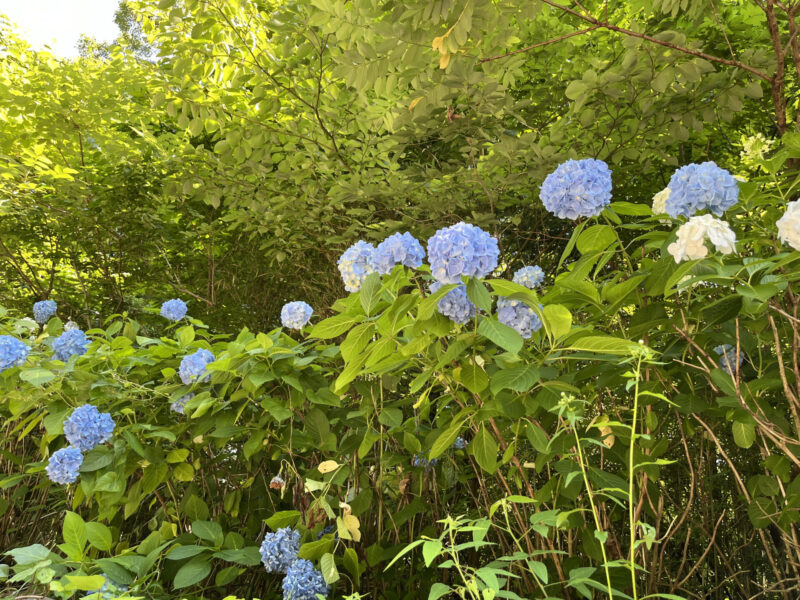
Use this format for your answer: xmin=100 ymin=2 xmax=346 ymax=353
xmin=0 ymin=0 xmax=120 ymax=57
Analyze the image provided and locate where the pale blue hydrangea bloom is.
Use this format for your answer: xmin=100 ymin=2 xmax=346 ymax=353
xmin=371 ymin=232 xmax=426 ymax=275
xmin=52 ymin=329 xmax=90 ymax=362
xmin=666 ymin=162 xmax=739 ymax=218
xmin=160 ymin=299 xmax=188 ymax=321
xmin=63 ymin=405 xmax=115 ymax=452
xmin=513 ymin=265 xmax=544 ymax=289
xmin=713 ymin=344 xmax=744 ymax=375
xmin=179 ymin=348 xmax=215 ymax=384
xmin=171 ymin=393 xmax=194 ymax=415
xmin=33 ymin=300 xmax=57 ymax=324
xmin=0 ymin=335 xmax=29 ymax=372
xmin=497 ymin=299 xmax=543 ymax=339
xmin=430 ymin=282 xmax=475 ymax=325
xmin=412 ymin=454 xmax=438 ymax=469
xmin=453 ymin=436 xmax=467 ymax=450
xmin=540 ymin=158 xmax=612 ymax=219
xmin=282 ymin=558 xmax=329 ymax=600
xmin=46 ymin=447 xmax=84 ymax=484
xmin=337 ymin=241 xmax=376 ymax=292
xmin=427 ymin=222 xmax=499 ymax=284
xmin=259 ymin=527 xmax=301 ymax=573
xmin=281 ymin=301 xmax=313 ymax=330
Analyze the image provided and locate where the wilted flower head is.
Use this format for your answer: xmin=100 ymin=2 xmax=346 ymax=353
xmin=430 ymin=282 xmax=475 ymax=325
xmin=497 ymin=299 xmax=543 ymax=339
xmin=0 ymin=335 xmax=29 ymax=372
xmin=337 ymin=241 xmax=376 ymax=292
xmin=259 ymin=527 xmax=301 ymax=573
xmin=269 ymin=475 xmax=285 ymax=490
xmin=371 ymin=232 xmax=425 ymax=275
xmin=160 ymin=299 xmax=188 ymax=321
xmin=667 ymin=214 xmax=736 ymax=263
xmin=179 ymin=348 xmax=215 ymax=384
xmin=665 ymin=162 xmax=739 ymax=218
xmin=540 ymin=158 xmax=612 ymax=220
xmin=427 ymin=222 xmax=499 ymax=284
xmin=282 ymin=558 xmax=330 ymax=600
xmin=46 ymin=447 xmax=83 ymax=484
xmin=33 ymin=300 xmax=57 ymax=324
xmin=63 ymin=404 xmax=115 ymax=452
xmin=281 ymin=301 xmax=313 ymax=330
xmin=777 ymin=200 xmax=800 ymax=251
xmin=512 ymin=265 xmax=544 ymax=289
xmin=714 ymin=344 xmax=744 ymax=375
xmin=52 ymin=329 xmax=90 ymax=362
xmin=170 ymin=393 xmax=194 ymax=415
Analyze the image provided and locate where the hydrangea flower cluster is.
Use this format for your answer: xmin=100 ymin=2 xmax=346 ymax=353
xmin=160 ymin=298 xmax=188 ymax=321
xmin=453 ymin=436 xmax=467 ymax=450
xmin=179 ymin=348 xmax=215 ymax=384
xmin=777 ymin=200 xmax=800 ymax=251
xmin=427 ymin=222 xmax=499 ymax=284
xmin=259 ymin=527 xmax=302 ymax=573
xmin=665 ymin=162 xmax=739 ymax=218
xmin=651 ymin=188 xmax=670 ymax=215
xmin=497 ymin=299 xmax=543 ymax=339
xmin=45 ymin=447 xmax=84 ymax=484
xmin=52 ymin=329 xmax=90 ymax=362
xmin=540 ymin=158 xmax=612 ymax=220
xmin=412 ymin=454 xmax=438 ymax=469
xmin=512 ymin=265 xmax=544 ymax=289
xmin=667 ymin=214 xmax=736 ymax=263
xmin=430 ymin=282 xmax=475 ymax=325
xmin=63 ymin=405 xmax=115 ymax=452
xmin=370 ymin=232 xmax=426 ymax=275
xmin=714 ymin=344 xmax=744 ymax=375
xmin=0 ymin=335 xmax=29 ymax=373
xmin=337 ymin=241 xmax=376 ymax=292
xmin=282 ymin=558 xmax=329 ymax=600
xmin=33 ymin=300 xmax=57 ymax=324
xmin=281 ymin=301 xmax=313 ymax=330
xmin=170 ymin=393 xmax=194 ymax=415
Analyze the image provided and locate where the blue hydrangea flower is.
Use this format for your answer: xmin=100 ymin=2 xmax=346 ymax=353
xmin=513 ymin=265 xmax=544 ymax=289
xmin=497 ymin=299 xmax=543 ymax=339
xmin=713 ymin=344 xmax=744 ymax=375
xmin=259 ymin=527 xmax=301 ymax=573
xmin=540 ymin=158 xmax=612 ymax=220
xmin=160 ymin=299 xmax=188 ymax=321
xmin=170 ymin=393 xmax=194 ymax=415
xmin=430 ymin=282 xmax=475 ymax=325
xmin=45 ymin=447 xmax=83 ymax=484
xmin=63 ymin=405 xmax=115 ymax=452
xmin=453 ymin=436 xmax=467 ymax=450
xmin=281 ymin=301 xmax=313 ymax=330
xmin=179 ymin=348 xmax=215 ymax=384
xmin=427 ymin=222 xmax=499 ymax=284
xmin=337 ymin=241 xmax=376 ymax=292
xmin=371 ymin=232 xmax=426 ymax=275
xmin=282 ymin=559 xmax=330 ymax=600
xmin=666 ymin=162 xmax=739 ymax=218
xmin=0 ymin=335 xmax=29 ymax=372
xmin=412 ymin=454 xmax=438 ymax=469
xmin=33 ymin=300 xmax=57 ymax=324
xmin=52 ymin=329 xmax=90 ymax=362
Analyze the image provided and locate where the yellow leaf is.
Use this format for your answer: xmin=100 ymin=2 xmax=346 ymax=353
xmin=439 ymin=53 xmax=451 ymax=69
xmin=432 ymin=35 xmax=445 ymax=53
xmin=343 ymin=514 xmax=361 ymax=542
xmin=599 ymin=425 xmax=615 ymax=448
xmin=318 ymin=460 xmax=339 ymax=474
xmin=409 ymin=97 xmax=423 ymax=112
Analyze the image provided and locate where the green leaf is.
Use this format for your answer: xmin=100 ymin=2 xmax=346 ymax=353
xmin=309 ymin=314 xmax=363 ymax=339
xmin=191 ymin=520 xmax=223 ymax=546
xmin=701 ymin=295 xmax=743 ymax=328
xmin=422 ymin=540 xmax=442 ymax=567
xmin=477 ymin=317 xmax=523 ymax=354
xmin=466 ymin=278 xmax=493 ymax=313
xmin=470 ymin=426 xmax=497 ymax=473
xmin=428 ymin=582 xmax=451 ymax=600
xmin=360 ymin=272 xmax=382 ymax=316
xmin=343 ymin=547 xmax=362 ymax=586
xmin=320 ymin=552 xmax=340 ymax=584
xmin=430 ymin=421 xmax=465 ymax=459
xmin=340 ymin=323 xmax=375 ymax=361
xmin=63 ymin=511 xmax=87 ymax=553
xmin=86 ymin=522 xmax=113 ymax=552
xmin=19 ymin=368 xmax=55 ymax=386
xmin=418 ymin=284 xmax=454 ymax=320
xmin=7 ymin=544 xmax=51 ymax=565
xmin=265 ymin=511 xmax=301 ymax=531
xmin=64 ymin=575 xmax=107 ymax=592
xmin=566 ymin=335 xmax=641 ymax=355
xmin=732 ymin=420 xmax=756 ymax=449
xmin=173 ymin=556 xmax=211 ymax=589
xmin=490 ymin=365 xmax=539 ymax=394
xmin=541 ymin=305 xmax=571 ymax=340
xmin=460 ymin=362 xmax=488 ymax=394
xmin=576 ymin=224 xmax=616 ymax=254
xmin=297 ymin=539 xmax=332 ymax=561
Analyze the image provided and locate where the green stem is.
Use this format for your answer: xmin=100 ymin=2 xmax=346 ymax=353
xmin=628 ymin=355 xmax=643 ymax=600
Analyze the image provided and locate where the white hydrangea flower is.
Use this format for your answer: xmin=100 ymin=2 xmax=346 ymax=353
xmin=652 ymin=187 xmax=670 ymax=215
xmin=667 ymin=214 xmax=736 ymax=263
xmin=777 ymin=200 xmax=800 ymax=251
xmin=740 ymin=133 xmax=774 ymax=164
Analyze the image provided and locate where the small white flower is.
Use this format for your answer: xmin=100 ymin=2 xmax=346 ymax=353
xmin=652 ymin=187 xmax=670 ymax=215
xmin=777 ymin=200 xmax=800 ymax=251
xmin=667 ymin=214 xmax=736 ymax=263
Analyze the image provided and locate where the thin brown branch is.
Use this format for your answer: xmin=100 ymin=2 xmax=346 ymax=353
xmin=478 ymin=26 xmax=601 ymax=64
